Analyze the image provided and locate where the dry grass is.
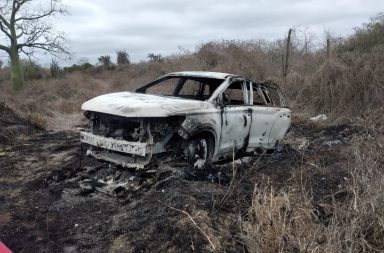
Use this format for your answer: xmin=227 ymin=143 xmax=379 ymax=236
xmin=304 ymin=49 xmax=384 ymax=116
xmin=1 ymin=36 xmax=382 ymax=131
xmin=0 ymin=72 xmax=112 ymax=129
xmin=237 ymin=135 xmax=384 ymax=253
xmin=1 ymin=20 xmax=383 ymax=130
xmin=0 ymin=13 xmax=383 ymax=253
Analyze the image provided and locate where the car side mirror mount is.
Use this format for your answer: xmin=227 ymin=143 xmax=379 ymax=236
xmin=217 ymin=95 xmax=225 ymax=108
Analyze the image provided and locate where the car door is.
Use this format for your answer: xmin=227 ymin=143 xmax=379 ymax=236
xmin=218 ymin=79 xmax=252 ymax=154
xmin=247 ymin=84 xmax=291 ymax=150
xmin=246 ymin=84 xmax=273 ymax=150
xmin=265 ymin=86 xmax=291 ymax=147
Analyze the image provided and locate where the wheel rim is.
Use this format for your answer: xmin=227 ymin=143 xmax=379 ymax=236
xmin=189 ymin=138 xmax=208 ymax=169
xmin=196 ymin=139 xmax=208 ymax=159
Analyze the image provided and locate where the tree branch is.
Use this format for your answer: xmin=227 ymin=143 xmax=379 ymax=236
xmin=14 ymin=0 xmax=66 ymax=22
xmin=0 ymin=0 xmax=70 ymax=58
xmin=0 ymin=43 xmax=10 ymax=53
xmin=11 ymin=0 xmax=31 ymax=22
xmin=0 ymin=21 xmax=12 ymax=38
xmin=18 ymin=41 xmax=66 ymax=52
xmin=0 ymin=12 xmax=10 ymax=29
xmin=15 ymin=10 xmax=53 ymax=22
xmin=0 ymin=0 xmax=12 ymax=10
xmin=15 ymin=0 xmax=31 ymax=12
xmin=20 ymin=46 xmax=35 ymax=61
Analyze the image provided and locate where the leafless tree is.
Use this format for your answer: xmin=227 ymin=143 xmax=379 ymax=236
xmin=0 ymin=0 xmax=69 ymax=90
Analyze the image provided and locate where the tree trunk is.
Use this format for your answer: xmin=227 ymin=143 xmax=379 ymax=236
xmin=10 ymin=46 xmax=24 ymax=91
xmin=283 ymin=28 xmax=292 ymax=87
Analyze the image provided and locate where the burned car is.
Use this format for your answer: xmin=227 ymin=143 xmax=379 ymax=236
xmin=80 ymin=71 xmax=291 ymax=169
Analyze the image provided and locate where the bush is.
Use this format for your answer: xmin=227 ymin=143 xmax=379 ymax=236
xmin=50 ymin=60 xmax=62 ymax=78
xmin=63 ymin=62 xmax=93 ymax=73
xmin=22 ymin=60 xmax=43 ymax=80
xmin=147 ymin=53 xmax=163 ymax=63
xmin=338 ymin=13 xmax=384 ymax=53
xmin=116 ymin=50 xmax=130 ymax=65
xmin=195 ymin=42 xmax=220 ymax=69
xmin=98 ymin=55 xmax=113 ymax=70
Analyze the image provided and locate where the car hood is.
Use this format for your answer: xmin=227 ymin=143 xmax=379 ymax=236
xmin=81 ymin=91 xmax=211 ymax=117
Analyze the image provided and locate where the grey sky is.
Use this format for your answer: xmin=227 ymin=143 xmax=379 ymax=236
xmin=30 ymin=0 xmax=384 ymax=65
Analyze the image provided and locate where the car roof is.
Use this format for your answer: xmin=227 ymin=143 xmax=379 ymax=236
xmin=168 ymin=71 xmax=235 ymax=79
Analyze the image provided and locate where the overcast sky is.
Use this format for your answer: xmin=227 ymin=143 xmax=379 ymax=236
xmin=29 ymin=0 xmax=384 ymax=65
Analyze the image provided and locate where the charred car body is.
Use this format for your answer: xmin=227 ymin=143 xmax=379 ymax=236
xmin=80 ymin=71 xmax=291 ymax=169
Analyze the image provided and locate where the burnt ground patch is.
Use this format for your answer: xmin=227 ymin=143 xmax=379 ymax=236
xmin=0 ymin=110 xmax=364 ymax=252
xmin=0 ymin=102 xmax=41 ymax=146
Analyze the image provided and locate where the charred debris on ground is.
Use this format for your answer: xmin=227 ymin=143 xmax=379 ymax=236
xmin=2 ymin=106 xmax=382 ymax=252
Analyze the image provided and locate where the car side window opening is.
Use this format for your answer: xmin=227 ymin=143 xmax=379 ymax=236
xmin=267 ymin=87 xmax=285 ymax=107
xmin=242 ymin=81 xmax=250 ymax=104
xmin=260 ymin=87 xmax=273 ymax=105
xmin=221 ymin=80 xmax=249 ymax=106
xmin=252 ymin=84 xmax=266 ymax=106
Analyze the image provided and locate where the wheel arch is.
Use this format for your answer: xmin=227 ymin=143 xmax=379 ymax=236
xmin=188 ymin=127 xmax=217 ymax=159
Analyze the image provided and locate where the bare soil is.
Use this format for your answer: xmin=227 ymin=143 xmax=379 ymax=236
xmin=0 ymin=107 xmax=366 ymax=253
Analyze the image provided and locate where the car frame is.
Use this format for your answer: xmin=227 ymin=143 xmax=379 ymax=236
xmin=80 ymin=71 xmax=291 ymax=169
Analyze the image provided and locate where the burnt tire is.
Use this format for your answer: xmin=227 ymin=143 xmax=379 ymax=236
xmin=187 ymin=135 xmax=213 ymax=169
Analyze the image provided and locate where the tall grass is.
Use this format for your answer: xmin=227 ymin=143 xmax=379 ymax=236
xmin=0 ymin=13 xmax=382 ymax=253
xmin=238 ymin=135 xmax=384 ymax=252
xmin=1 ymin=14 xmax=383 ymax=130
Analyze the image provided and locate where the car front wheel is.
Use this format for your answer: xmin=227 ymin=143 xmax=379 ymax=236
xmin=187 ymin=135 xmax=213 ymax=169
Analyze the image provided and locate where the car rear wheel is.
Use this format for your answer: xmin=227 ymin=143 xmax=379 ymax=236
xmin=187 ymin=135 xmax=213 ymax=169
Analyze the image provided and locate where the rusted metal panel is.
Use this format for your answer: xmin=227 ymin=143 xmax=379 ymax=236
xmin=80 ymin=132 xmax=147 ymax=156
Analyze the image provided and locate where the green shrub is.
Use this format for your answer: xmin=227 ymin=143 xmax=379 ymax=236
xmin=63 ymin=62 xmax=93 ymax=73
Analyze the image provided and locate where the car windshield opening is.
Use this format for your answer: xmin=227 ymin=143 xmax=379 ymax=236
xmin=137 ymin=76 xmax=224 ymax=101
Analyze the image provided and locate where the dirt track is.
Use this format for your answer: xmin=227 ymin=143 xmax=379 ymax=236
xmin=0 ymin=106 xmax=364 ymax=253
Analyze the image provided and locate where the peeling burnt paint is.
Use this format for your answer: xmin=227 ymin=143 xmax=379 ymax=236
xmin=82 ymin=92 xmax=211 ymax=118
xmin=80 ymin=71 xmax=291 ymax=169
xmin=80 ymin=132 xmax=147 ymax=156
xmin=243 ymin=114 xmax=247 ymax=127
